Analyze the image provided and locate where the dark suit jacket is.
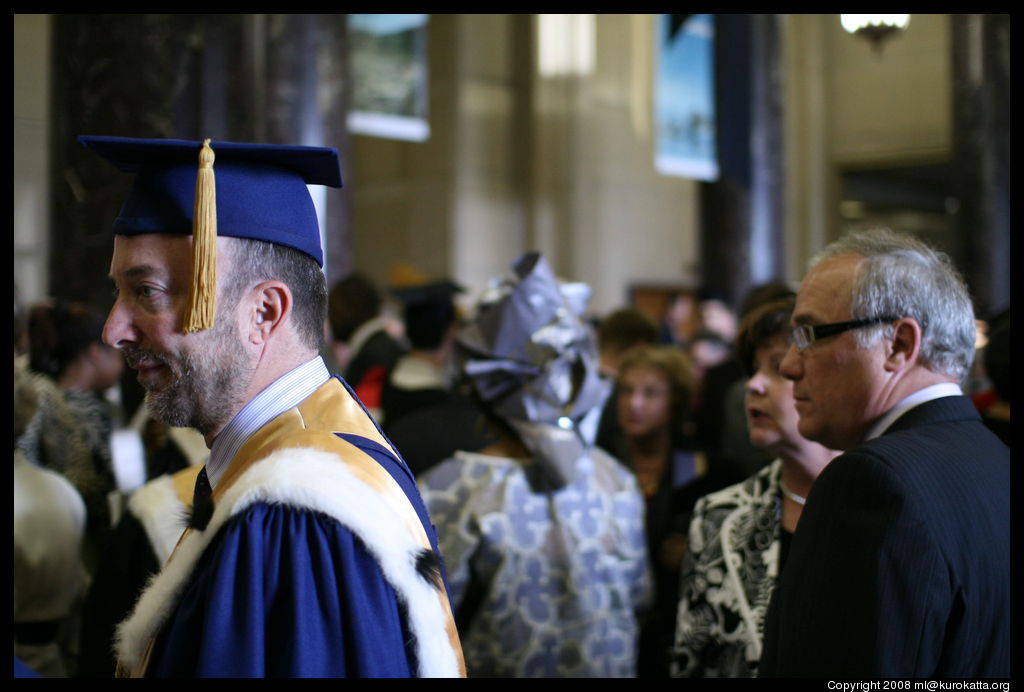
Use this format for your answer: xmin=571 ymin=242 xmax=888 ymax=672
xmin=345 ymin=329 xmax=405 ymax=392
xmin=759 ymin=395 xmax=1010 ymax=678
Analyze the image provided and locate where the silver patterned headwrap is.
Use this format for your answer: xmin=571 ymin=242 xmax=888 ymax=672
xmin=456 ymin=252 xmax=610 ymax=489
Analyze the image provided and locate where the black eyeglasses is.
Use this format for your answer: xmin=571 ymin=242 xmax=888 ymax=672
xmin=790 ymin=316 xmax=900 ymax=352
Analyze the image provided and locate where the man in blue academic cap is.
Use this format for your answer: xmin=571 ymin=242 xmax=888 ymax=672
xmin=82 ymin=136 xmax=464 ymax=678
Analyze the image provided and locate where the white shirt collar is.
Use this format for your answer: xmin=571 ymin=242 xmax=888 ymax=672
xmin=346 ymin=315 xmax=394 ymax=359
xmin=206 ymin=356 xmax=330 ymax=489
xmin=865 ymin=382 xmax=963 ymax=441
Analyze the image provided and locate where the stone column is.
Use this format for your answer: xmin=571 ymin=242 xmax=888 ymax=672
xmin=748 ymin=13 xmax=785 ymax=288
xmin=262 ymin=14 xmax=351 ymax=284
xmin=49 ymin=14 xmax=352 ymax=301
xmin=700 ymin=13 xmax=784 ymax=311
xmin=951 ymin=14 xmax=1010 ymax=318
xmin=51 ymin=14 xmax=198 ymax=307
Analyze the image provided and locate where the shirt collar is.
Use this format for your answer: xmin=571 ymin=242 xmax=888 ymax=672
xmin=347 ymin=315 xmax=394 ymax=357
xmin=206 ymin=356 xmax=330 ymax=489
xmin=865 ymin=382 xmax=963 ymax=441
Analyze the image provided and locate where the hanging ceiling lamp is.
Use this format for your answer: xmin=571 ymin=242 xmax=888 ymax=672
xmin=840 ymin=14 xmax=911 ymax=54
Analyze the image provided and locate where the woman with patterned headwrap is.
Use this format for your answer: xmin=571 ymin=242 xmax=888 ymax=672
xmin=419 ymin=253 xmax=652 ymax=677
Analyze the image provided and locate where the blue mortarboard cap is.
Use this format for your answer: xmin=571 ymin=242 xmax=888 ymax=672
xmin=81 ymin=135 xmax=343 ymax=332
xmin=78 ymin=136 xmax=342 ymax=267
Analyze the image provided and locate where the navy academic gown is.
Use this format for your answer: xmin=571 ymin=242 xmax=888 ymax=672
xmin=145 ymin=503 xmax=417 ymax=677
xmin=116 ymin=377 xmax=464 ymax=678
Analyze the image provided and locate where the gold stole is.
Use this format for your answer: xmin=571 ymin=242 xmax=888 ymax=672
xmin=120 ymin=378 xmax=465 ymax=677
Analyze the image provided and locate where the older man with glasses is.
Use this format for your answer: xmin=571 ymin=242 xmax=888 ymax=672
xmin=758 ymin=228 xmax=1009 ymax=678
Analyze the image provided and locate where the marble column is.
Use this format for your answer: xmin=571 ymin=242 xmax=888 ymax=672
xmin=51 ymin=14 xmax=199 ymax=307
xmin=49 ymin=14 xmax=352 ymax=305
xmin=748 ymin=14 xmax=785 ymax=289
xmin=700 ymin=13 xmax=784 ymax=312
xmin=951 ymin=14 xmax=1010 ymax=319
xmin=261 ymin=14 xmax=351 ymax=285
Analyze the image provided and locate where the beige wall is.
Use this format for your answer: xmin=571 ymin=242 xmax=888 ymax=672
xmin=13 ymin=14 xmax=958 ymax=313
xmin=350 ymin=14 xmax=701 ymax=315
xmin=783 ymin=14 xmax=952 ymax=276
xmin=449 ymin=15 xmax=531 ymax=299
xmin=14 ymin=14 xmax=52 ymax=304
xmin=353 ymin=14 xmax=954 ymax=313
xmin=563 ymin=15 xmax=699 ymax=314
xmin=349 ymin=15 xmax=528 ymax=300
xmin=829 ymin=13 xmax=951 ymax=166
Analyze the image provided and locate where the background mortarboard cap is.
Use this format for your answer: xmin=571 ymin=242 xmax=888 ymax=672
xmin=78 ymin=136 xmax=342 ymax=267
xmin=391 ymin=280 xmax=464 ymax=307
xmin=392 ymin=280 xmax=465 ymax=351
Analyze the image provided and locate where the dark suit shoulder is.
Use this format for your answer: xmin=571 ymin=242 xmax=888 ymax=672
xmin=781 ymin=399 xmax=1012 ymax=677
xmin=851 ymin=398 xmax=1009 ymax=517
xmin=823 ymin=398 xmax=1010 ymax=570
xmin=760 ymin=397 xmax=1011 ymax=678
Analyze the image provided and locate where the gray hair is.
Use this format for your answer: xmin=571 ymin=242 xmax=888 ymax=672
xmin=221 ymin=238 xmax=328 ymax=352
xmin=811 ymin=228 xmax=976 ymax=381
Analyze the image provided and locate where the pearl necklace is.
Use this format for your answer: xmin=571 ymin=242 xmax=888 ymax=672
xmin=780 ymin=478 xmax=806 ymax=506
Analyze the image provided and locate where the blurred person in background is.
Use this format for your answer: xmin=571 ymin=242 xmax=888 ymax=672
xmin=327 ymin=273 xmax=406 ymax=415
xmin=14 ymin=290 xmax=89 ymax=678
xmin=593 ymin=307 xmax=660 ymax=460
xmin=419 ymin=252 xmax=651 ymax=677
xmin=615 ymin=345 xmax=740 ymax=677
xmin=658 ymin=290 xmax=699 ymax=348
xmin=596 ymin=307 xmax=660 ymax=379
xmin=381 ymin=279 xmax=463 ymax=427
xmin=25 ymin=300 xmax=122 ymax=571
xmin=711 ymin=282 xmax=797 ymax=478
xmin=978 ymin=310 xmax=1009 ymax=446
xmin=383 ymin=279 xmax=492 ymax=477
xmin=672 ymin=298 xmax=838 ymax=678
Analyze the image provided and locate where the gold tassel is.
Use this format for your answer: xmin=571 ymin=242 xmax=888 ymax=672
xmin=183 ymin=139 xmax=217 ymax=333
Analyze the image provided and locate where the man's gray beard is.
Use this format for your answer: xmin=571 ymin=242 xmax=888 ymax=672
xmin=139 ymin=321 xmax=253 ymax=437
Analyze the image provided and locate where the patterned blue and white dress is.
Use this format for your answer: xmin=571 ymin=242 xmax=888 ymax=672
xmin=420 ymin=448 xmax=651 ymax=677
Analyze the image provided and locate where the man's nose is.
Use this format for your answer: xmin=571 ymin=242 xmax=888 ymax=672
xmin=102 ymin=299 xmax=136 ymax=349
xmin=779 ymin=343 xmax=802 ymax=381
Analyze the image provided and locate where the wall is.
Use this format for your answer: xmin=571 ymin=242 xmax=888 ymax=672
xmin=14 ymin=14 xmax=51 ymax=304
xmin=783 ymin=14 xmax=953 ymax=277
xmin=13 ymin=14 xmax=968 ymax=315
xmin=349 ymin=14 xmax=701 ymax=315
xmin=450 ymin=14 xmax=531 ymax=297
xmin=565 ymin=14 xmax=699 ymax=314
xmin=829 ymin=13 xmax=951 ymax=167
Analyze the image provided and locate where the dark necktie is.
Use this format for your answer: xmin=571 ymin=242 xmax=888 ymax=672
xmin=189 ymin=466 xmax=214 ymax=531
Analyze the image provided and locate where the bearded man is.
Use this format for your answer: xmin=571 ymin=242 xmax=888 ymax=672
xmin=82 ymin=136 xmax=464 ymax=678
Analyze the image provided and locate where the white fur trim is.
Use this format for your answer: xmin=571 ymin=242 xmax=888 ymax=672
xmin=116 ymin=447 xmax=460 ymax=677
xmin=127 ymin=475 xmax=189 ymax=565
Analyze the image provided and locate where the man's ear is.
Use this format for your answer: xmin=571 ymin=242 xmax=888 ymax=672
xmin=884 ymin=317 xmax=922 ymax=372
xmin=248 ymin=281 xmax=292 ymax=344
